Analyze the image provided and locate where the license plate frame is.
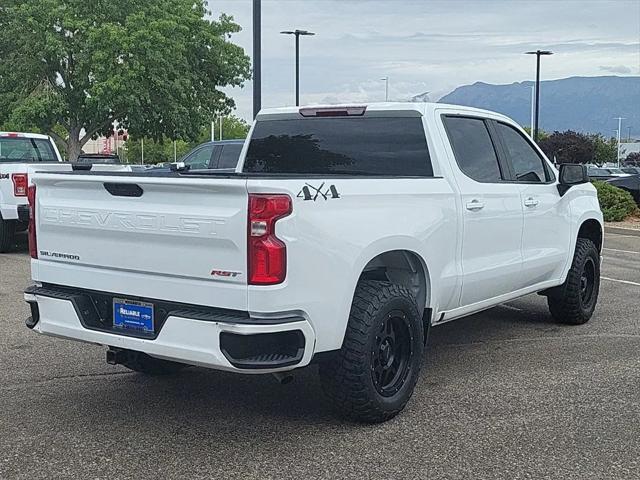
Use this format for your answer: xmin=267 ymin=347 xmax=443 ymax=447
xmin=113 ymin=298 xmax=154 ymax=334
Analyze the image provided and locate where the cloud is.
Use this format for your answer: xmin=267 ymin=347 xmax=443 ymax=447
xmin=599 ymin=65 xmax=633 ymax=74
xmin=210 ymin=0 xmax=640 ymax=121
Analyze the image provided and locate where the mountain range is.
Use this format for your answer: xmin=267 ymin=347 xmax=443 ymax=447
xmin=439 ymin=76 xmax=640 ymax=138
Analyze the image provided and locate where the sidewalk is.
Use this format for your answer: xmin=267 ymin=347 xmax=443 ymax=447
xmin=605 ymin=220 xmax=640 ymax=237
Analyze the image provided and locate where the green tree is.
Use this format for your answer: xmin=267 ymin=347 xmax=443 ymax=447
xmin=124 ymin=138 xmax=191 ymax=165
xmin=124 ymin=115 xmax=250 ymax=164
xmin=0 ymin=0 xmax=250 ymax=160
xmin=591 ymin=134 xmax=618 ymax=165
xmin=522 ymin=127 xmax=549 ymax=143
xmin=202 ymin=116 xmax=251 ymax=143
xmin=538 ymin=131 xmax=595 ymax=164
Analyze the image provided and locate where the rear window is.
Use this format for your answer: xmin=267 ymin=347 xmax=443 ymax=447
xmin=0 ymin=137 xmax=57 ymax=162
xmin=243 ymin=117 xmax=433 ymax=176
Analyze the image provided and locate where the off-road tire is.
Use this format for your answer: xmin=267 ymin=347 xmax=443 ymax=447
xmin=547 ymin=238 xmax=600 ymax=325
xmin=0 ymin=217 xmax=16 ymax=253
xmin=121 ymin=352 xmax=188 ymax=375
xmin=319 ymin=280 xmax=424 ymax=423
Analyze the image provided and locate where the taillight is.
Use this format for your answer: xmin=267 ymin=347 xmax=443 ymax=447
xmin=12 ymin=173 xmax=28 ymax=196
xmin=27 ymin=185 xmax=37 ymax=259
xmin=248 ymin=194 xmax=292 ymax=285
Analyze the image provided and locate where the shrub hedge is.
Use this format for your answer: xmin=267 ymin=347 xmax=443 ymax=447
xmin=592 ymin=181 xmax=637 ymax=222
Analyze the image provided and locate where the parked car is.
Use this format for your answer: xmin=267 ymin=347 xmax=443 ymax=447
xmin=586 ymin=166 xmax=631 ymax=181
xmin=607 ymin=174 xmax=640 ymax=205
xmin=604 ymin=167 xmax=631 ymax=177
xmin=587 ymin=166 xmax=613 ymax=180
xmin=183 ymin=139 xmax=244 ymax=170
xmin=621 ymin=167 xmax=640 ymax=175
xmin=0 ymin=132 xmax=64 ymax=252
xmin=147 ymin=140 xmax=245 ymax=174
xmin=23 ymin=103 xmax=603 ymax=423
xmin=76 ymin=153 xmax=121 ymax=164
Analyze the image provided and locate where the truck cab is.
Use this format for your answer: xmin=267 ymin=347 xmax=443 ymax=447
xmin=0 ymin=132 xmax=63 ymax=252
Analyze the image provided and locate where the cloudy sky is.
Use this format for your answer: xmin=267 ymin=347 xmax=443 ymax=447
xmin=209 ymin=0 xmax=640 ymax=121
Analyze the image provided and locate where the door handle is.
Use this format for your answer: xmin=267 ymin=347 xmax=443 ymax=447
xmin=466 ymin=199 xmax=485 ymax=211
xmin=524 ymin=197 xmax=539 ymax=207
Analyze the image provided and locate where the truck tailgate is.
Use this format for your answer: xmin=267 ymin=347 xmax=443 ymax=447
xmin=32 ymin=173 xmax=249 ymax=309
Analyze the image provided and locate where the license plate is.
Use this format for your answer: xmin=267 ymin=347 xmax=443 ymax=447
xmin=113 ymin=298 xmax=154 ymax=333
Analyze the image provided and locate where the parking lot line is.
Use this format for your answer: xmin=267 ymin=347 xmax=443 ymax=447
xmin=602 ymin=276 xmax=640 ymax=287
xmin=606 ymin=232 xmax=640 ymax=239
xmin=604 ymin=247 xmax=640 ymax=255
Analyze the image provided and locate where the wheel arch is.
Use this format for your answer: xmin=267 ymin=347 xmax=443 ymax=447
xmin=358 ymin=249 xmax=431 ymax=309
xmin=577 ymin=218 xmax=603 ymax=253
xmin=351 ymin=244 xmax=433 ymax=343
xmin=558 ymin=212 xmax=603 ymax=284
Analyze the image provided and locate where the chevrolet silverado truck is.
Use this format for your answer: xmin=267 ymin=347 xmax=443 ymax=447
xmin=23 ymin=103 xmax=603 ymax=423
xmin=0 ymin=132 xmax=65 ymax=252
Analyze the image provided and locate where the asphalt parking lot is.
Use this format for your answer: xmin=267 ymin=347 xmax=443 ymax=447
xmin=1 ymin=232 xmax=639 ymax=480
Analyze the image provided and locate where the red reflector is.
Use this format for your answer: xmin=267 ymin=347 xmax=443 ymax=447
xmin=248 ymin=194 xmax=292 ymax=285
xmin=27 ymin=185 xmax=37 ymax=259
xmin=12 ymin=173 xmax=28 ymax=197
xmin=299 ymin=106 xmax=367 ymax=117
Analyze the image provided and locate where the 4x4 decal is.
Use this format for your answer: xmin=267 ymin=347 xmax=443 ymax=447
xmin=297 ymin=182 xmax=340 ymax=201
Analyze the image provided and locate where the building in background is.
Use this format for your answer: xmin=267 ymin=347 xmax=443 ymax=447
xmin=621 ymin=142 xmax=640 ymax=157
xmin=83 ymin=130 xmax=128 ymax=157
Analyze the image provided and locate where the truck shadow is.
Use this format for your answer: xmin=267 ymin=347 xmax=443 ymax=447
xmin=5 ymin=231 xmax=28 ymax=253
xmin=47 ymin=295 xmax=567 ymax=435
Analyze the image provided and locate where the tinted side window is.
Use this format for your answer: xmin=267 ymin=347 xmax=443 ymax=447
xmin=443 ymin=116 xmax=502 ymax=182
xmin=496 ymin=123 xmax=548 ymax=183
xmin=244 ymin=117 xmax=432 ymax=176
xmin=184 ymin=145 xmax=213 ymax=169
xmin=218 ymin=144 xmax=243 ymax=169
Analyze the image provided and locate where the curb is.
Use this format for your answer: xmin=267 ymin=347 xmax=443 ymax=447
xmin=605 ymin=226 xmax=640 ymax=237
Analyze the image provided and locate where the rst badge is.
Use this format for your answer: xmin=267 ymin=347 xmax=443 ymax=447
xmin=211 ymin=270 xmax=241 ymax=278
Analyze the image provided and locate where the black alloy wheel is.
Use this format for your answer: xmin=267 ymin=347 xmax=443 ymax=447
xmin=372 ymin=310 xmax=414 ymax=397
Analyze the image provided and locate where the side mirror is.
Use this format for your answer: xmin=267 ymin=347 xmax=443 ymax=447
xmin=558 ymin=163 xmax=589 ymax=196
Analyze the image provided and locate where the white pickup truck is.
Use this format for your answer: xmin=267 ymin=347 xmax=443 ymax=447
xmin=24 ymin=103 xmax=603 ymax=423
xmin=0 ymin=132 xmax=65 ymax=252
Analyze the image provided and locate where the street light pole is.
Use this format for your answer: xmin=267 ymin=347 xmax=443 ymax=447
xmin=252 ymin=0 xmax=261 ymax=119
xmin=295 ymin=33 xmax=300 ymax=106
xmin=281 ymin=29 xmax=315 ymax=106
xmin=381 ymin=77 xmax=389 ymax=101
xmin=529 ymin=85 xmax=535 ymax=139
xmin=525 ymin=50 xmax=553 ymax=142
xmin=614 ymin=117 xmax=625 ymax=167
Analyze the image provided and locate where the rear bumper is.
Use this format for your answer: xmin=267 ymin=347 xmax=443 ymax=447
xmin=0 ymin=203 xmax=20 ymax=220
xmin=24 ymin=285 xmax=316 ymax=373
